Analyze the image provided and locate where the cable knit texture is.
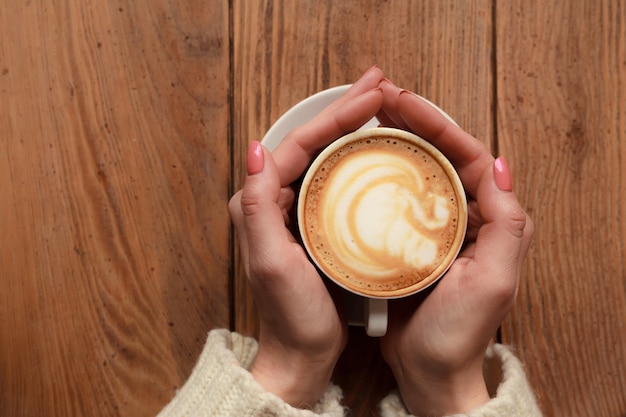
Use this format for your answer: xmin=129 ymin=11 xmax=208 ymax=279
xmin=379 ymin=344 xmax=542 ymax=417
xmin=158 ymin=330 xmax=541 ymax=417
xmin=157 ymin=329 xmax=346 ymax=417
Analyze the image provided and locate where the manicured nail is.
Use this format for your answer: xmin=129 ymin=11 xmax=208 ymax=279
xmin=494 ymin=156 xmax=513 ymax=191
xmin=399 ymin=89 xmax=417 ymax=99
xmin=381 ymin=78 xmax=400 ymax=92
xmin=362 ymin=65 xmax=380 ymax=77
xmin=247 ymin=141 xmax=264 ymax=175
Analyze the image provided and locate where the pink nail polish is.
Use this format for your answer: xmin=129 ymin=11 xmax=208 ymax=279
xmin=494 ymin=157 xmax=513 ymax=191
xmin=398 ymin=89 xmax=417 ymax=99
xmin=247 ymin=141 xmax=264 ymax=175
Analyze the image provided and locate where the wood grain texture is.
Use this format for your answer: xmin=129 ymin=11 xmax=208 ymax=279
xmin=496 ymin=1 xmax=626 ymax=415
xmin=4 ymin=0 xmax=625 ymax=415
xmin=0 ymin=1 xmax=231 ymax=416
xmin=232 ymin=1 xmax=493 ymax=414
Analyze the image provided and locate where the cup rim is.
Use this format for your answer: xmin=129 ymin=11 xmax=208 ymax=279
xmin=298 ymin=127 xmax=468 ymax=299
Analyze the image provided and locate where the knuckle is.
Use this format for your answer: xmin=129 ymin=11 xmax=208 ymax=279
xmin=504 ymin=205 xmax=528 ymax=239
xmin=238 ymin=188 xmax=263 ymax=217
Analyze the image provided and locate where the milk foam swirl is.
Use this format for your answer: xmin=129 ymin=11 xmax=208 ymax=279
xmin=322 ymin=150 xmax=453 ymax=277
xmin=301 ymin=135 xmax=463 ymax=296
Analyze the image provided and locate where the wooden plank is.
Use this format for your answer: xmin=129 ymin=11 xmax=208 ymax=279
xmin=496 ymin=1 xmax=626 ymax=415
xmin=232 ymin=1 xmax=493 ymax=414
xmin=0 ymin=1 xmax=231 ymax=416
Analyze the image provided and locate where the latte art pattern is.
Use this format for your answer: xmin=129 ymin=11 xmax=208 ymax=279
xmin=328 ymin=151 xmax=452 ymax=274
xmin=301 ymin=135 xmax=463 ymax=297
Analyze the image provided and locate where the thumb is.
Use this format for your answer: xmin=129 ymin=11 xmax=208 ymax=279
xmin=238 ymin=141 xmax=293 ymax=280
xmin=471 ymin=157 xmax=534 ymax=293
xmin=240 ymin=141 xmax=280 ymax=214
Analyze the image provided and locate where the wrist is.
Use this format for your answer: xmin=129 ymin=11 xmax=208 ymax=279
xmin=395 ymin=364 xmax=490 ymax=416
xmin=251 ymin=342 xmax=337 ymax=408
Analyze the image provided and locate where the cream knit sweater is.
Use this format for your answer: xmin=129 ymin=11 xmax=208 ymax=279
xmin=158 ymin=329 xmax=542 ymax=417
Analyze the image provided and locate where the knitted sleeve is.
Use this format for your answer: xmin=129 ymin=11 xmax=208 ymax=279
xmin=157 ymin=329 xmax=346 ymax=417
xmin=379 ymin=344 xmax=542 ymax=417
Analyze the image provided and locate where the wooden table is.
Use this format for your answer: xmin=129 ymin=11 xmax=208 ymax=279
xmin=1 ymin=1 xmax=625 ymax=416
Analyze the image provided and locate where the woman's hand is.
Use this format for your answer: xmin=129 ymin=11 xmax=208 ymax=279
xmin=377 ymin=79 xmax=534 ymax=415
xmin=227 ymin=66 xmax=384 ymax=407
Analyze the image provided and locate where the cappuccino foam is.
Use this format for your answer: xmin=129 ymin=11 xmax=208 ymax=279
xmin=300 ymin=133 xmax=464 ymax=297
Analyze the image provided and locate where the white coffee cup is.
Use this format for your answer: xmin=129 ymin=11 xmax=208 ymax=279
xmin=261 ymin=86 xmax=464 ymax=336
xmin=296 ymin=127 xmax=467 ymax=336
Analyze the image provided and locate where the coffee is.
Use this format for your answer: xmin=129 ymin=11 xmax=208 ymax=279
xmin=298 ymin=128 xmax=467 ymax=298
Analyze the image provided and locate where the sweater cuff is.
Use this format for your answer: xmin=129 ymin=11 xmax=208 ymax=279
xmin=379 ymin=344 xmax=542 ymax=417
xmin=158 ymin=329 xmax=346 ymax=417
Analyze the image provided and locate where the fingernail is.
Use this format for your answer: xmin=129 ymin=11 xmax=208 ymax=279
xmin=381 ymin=78 xmax=400 ymax=91
xmin=361 ymin=65 xmax=379 ymax=77
xmin=399 ymin=89 xmax=416 ymax=98
xmin=247 ymin=141 xmax=264 ymax=175
xmin=494 ymin=156 xmax=513 ymax=191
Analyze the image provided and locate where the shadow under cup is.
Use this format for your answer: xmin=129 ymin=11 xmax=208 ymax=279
xmin=298 ymin=127 xmax=468 ymax=336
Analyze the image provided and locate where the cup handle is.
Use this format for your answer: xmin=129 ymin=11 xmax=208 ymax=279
xmin=365 ymin=298 xmax=387 ymax=337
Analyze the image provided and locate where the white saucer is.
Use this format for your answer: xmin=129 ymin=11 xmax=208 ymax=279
xmin=260 ymin=84 xmax=457 ymax=151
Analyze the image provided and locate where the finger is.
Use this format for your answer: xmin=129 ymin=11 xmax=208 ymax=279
xmin=395 ymin=90 xmax=494 ymax=197
xmin=318 ymin=65 xmax=384 ymax=116
xmin=228 ymin=180 xmax=294 ymax=269
xmin=462 ymin=200 xmax=483 ymax=244
xmin=469 ymin=158 xmax=534 ymax=296
xmin=277 ymin=187 xmax=295 ymax=225
xmin=273 ymin=87 xmax=383 ymax=186
xmin=237 ymin=142 xmax=296 ymax=281
xmin=378 ymin=78 xmax=410 ymax=129
xmin=228 ymin=189 xmax=250 ymax=269
xmin=375 ymin=108 xmax=396 ymax=127
xmin=493 ymin=157 xmax=534 ymax=259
